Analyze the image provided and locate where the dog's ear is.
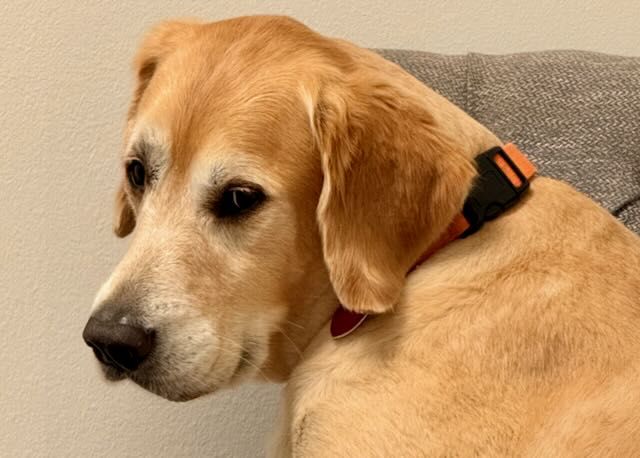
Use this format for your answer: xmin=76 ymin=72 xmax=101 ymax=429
xmin=113 ymin=20 xmax=200 ymax=238
xmin=306 ymin=67 xmax=476 ymax=314
xmin=128 ymin=20 xmax=201 ymax=120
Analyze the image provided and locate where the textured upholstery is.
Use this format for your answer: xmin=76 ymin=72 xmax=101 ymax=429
xmin=377 ymin=50 xmax=640 ymax=234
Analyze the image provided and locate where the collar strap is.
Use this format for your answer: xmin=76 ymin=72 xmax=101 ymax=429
xmin=330 ymin=143 xmax=537 ymax=339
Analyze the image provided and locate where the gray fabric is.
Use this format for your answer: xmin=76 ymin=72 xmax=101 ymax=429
xmin=377 ymin=49 xmax=640 ymax=234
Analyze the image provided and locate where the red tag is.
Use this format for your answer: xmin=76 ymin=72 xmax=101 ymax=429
xmin=330 ymin=307 xmax=368 ymax=338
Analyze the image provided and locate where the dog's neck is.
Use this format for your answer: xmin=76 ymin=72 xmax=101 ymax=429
xmin=264 ymin=69 xmax=503 ymax=380
xmin=263 ymin=119 xmax=501 ymax=381
xmin=263 ymin=276 xmax=340 ymax=381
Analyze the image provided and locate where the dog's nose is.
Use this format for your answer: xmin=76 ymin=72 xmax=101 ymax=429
xmin=82 ymin=316 xmax=155 ymax=371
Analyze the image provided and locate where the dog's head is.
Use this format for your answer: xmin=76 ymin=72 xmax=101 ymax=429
xmin=83 ymin=16 xmax=476 ymax=401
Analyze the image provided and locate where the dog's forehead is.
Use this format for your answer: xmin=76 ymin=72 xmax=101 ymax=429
xmin=129 ymin=65 xmax=314 ymax=189
xmin=126 ymin=119 xmax=281 ymax=190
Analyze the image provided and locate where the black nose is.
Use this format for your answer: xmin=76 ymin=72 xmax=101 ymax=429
xmin=82 ymin=316 xmax=155 ymax=371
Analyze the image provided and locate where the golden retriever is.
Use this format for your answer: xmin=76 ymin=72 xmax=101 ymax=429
xmin=82 ymin=15 xmax=640 ymax=456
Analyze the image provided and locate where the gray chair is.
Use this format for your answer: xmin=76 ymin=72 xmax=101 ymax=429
xmin=378 ymin=50 xmax=640 ymax=234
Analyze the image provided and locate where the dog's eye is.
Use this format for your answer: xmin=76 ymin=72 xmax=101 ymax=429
xmin=126 ymin=159 xmax=146 ymax=190
xmin=214 ymin=186 xmax=266 ymax=218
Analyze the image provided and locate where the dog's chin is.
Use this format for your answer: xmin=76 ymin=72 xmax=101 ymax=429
xmin=98 ymin=364 xmax=217 ymax=401
xmin=139 ymin=380 xmax=216 ymax=402
xmin=97 ymin=367 xmax=211 ymax=402
xmin=100 ymin=363 xmax=127 ymax=381
xmin=94 ymin=339 xmax=267 ymax=402
xmin=96 ymin=359 xmax=259 ymax=402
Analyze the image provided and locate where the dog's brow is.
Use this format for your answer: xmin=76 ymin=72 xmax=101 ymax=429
xmin=190 ymin=161 xmax=228 ymax=206
xmin=129 ymin=138 xmax=153 ymax=161
xmin=127 ymin=130 xmax=169 ymax=171
xmin=193 ymin=151 xmax=273 ymax=198
xmin=209 ymin=164 xmax=227 ymax=186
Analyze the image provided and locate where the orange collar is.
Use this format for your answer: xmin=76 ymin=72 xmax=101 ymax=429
xmin=330 ymin=143 xmax=537 ymax=338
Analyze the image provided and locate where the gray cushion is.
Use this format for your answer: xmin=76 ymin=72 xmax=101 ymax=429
xmin=377 ymin=49 xmax=640 ymax=234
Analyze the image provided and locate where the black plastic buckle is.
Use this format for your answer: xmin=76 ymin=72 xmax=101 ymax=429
xmin=461 ymin=146 xmax=530 ymax=238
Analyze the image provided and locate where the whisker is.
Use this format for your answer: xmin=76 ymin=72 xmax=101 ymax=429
xmin=214 ymin=334 xmax=272 ymax=383
xmin=282 ymin=318 xmax=305 ymax=330
xmin=214 ymin=333 xmax=248 ymax=350
xmin=274 ymin=325 xmax=304 ymax=360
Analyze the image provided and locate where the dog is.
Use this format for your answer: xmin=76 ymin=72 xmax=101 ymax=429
xmin=83 ymin=15 xmax=640 ymax=456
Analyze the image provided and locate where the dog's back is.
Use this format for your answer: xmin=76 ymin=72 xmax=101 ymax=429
xmin=281 ymin=177 xmax=640 ymax=456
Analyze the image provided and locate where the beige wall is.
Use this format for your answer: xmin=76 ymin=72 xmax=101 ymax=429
xmin=1 ymin=1 xmax=638 ymax=456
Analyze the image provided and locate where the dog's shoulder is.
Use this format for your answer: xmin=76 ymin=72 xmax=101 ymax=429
xmin=280 ymin=176 xmax=640 ymax=456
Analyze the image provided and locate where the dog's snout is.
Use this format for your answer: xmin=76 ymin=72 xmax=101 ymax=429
xmin=82 ymin=316 xmax=155 ymax=371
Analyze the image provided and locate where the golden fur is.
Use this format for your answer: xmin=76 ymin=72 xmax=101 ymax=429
xmin=91 ymin=15 xmax=640 ymax=456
